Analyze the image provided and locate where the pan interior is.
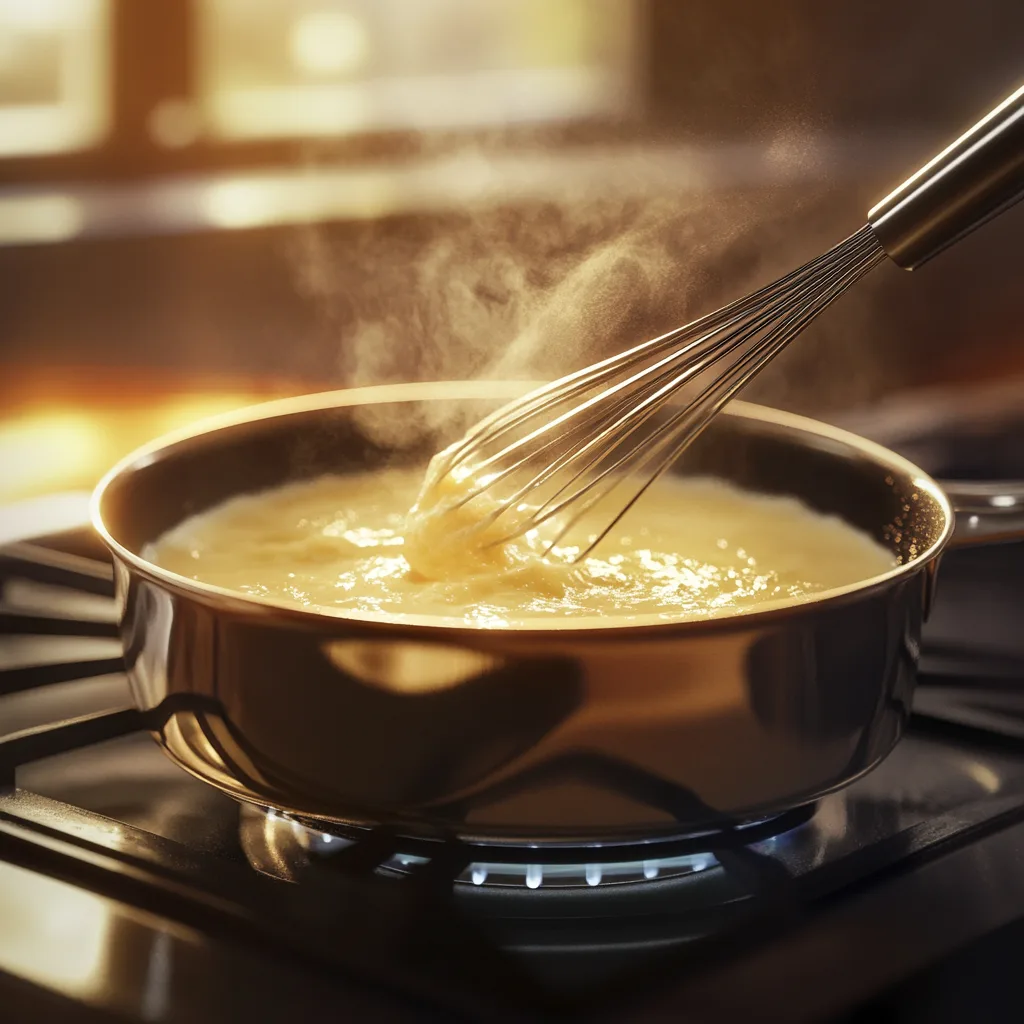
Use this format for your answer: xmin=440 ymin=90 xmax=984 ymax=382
xmin=97 ymin=389 xmax=950 ymax=597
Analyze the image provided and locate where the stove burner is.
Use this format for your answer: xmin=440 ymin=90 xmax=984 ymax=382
xmin=241 ymin=803 xmax=814 ymax=890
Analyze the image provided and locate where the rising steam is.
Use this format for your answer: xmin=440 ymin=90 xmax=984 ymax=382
xmin=290 ymin=141 xmax=893 ymax=451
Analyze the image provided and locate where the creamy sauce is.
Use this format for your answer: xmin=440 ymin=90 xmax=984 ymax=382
xmin=146 ymin=469 xmax=896 ymax=627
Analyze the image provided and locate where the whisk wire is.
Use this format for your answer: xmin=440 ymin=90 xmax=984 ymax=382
xmin=570 ymin=234 xmax=887 ymax=543
xmin=430 ymin=259 xmax=813 ymax=484
xmin=433 ymin=237 xmax=855 ymax=495
xmin=535 ymin=236 xmax=887 ymax=558
xmin=436 ymin=226 xmax=886 ymax=561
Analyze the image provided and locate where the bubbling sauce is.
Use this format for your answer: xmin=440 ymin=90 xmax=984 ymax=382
xmin=147 ymin=468 xmax=896 ymax=627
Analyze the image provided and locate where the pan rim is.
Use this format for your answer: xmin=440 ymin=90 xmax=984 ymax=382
xmin=90 ymin=380 xmax=954 ymax=637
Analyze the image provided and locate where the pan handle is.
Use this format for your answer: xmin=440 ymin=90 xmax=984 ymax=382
xmin=943 ymin=480 xmax=1024 ymax=548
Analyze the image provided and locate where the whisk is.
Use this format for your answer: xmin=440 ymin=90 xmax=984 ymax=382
xmin=427 ymin=82 xmax=1024 ymax=561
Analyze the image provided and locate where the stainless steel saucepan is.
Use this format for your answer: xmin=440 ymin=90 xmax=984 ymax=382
xmin=92 ymin=381 xmax=1024 ymax=844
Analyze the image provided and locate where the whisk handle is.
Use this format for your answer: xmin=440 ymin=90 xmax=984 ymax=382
xmin=868 ymin=81 xmax=1024 ymax=269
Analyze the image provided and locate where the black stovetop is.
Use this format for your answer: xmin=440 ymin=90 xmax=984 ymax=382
xmin=2 ymin=517 xmax=1024 ymax=1023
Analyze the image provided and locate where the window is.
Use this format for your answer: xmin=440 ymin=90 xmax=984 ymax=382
xmin=0 ymin=0 xmax=110 ymax=156
xmin=197 ymin=0 xmax=640 ymax=141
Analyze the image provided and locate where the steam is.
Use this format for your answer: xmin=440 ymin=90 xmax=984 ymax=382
xmin=290 ymin=144 xmax=892 ymax=452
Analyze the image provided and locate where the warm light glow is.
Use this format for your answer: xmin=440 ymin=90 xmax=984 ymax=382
xmin=198 ymin=0 xmax=639 ymax=140
xmin=201 ymin=171 xmax=393 ymax=229
xmin=0 ymin=411 xmax=105 ymax=498
xmin=0 ymin=0 xmax=110 ymax=156
xmin=201 ymin=180 xmax=278 ymax=230
xmin=290 ymin=9 xmax=369 ymax=77
xmin=964 ymin=761 xmax=1001 ymax=794
xmin=0 ymin=0 xmax=72 ymax=31
xmin=0 ymin=194 xmax=85 ymax=244
xmin=0 ymin=491 xmax=92 ymax=545
xmin=0 ymin=391 xmax=288 ymax=501
xmin=0 ymin=862 xmax=112 ymax=999
xmin=155 ymin=395 xmax=265 ymax=435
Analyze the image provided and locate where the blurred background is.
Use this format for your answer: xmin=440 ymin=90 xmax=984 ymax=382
xmin=0 ymin=0 xmax=1022 ymax=508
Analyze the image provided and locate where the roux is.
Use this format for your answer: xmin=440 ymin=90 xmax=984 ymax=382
xmin=147 ymin=469 xmax=896 ymax=627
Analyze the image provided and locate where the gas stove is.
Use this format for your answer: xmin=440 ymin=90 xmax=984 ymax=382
xmin=2 ymin=519 xmax=1024 ymax=1023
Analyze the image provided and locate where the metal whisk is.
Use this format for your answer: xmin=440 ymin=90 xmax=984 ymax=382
xmin=428 ymin=82 xmax=1024 ymax=561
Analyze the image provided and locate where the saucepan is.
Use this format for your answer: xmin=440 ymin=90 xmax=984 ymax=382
xmin=91 ymin=381 xmax=1024 ymax=844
